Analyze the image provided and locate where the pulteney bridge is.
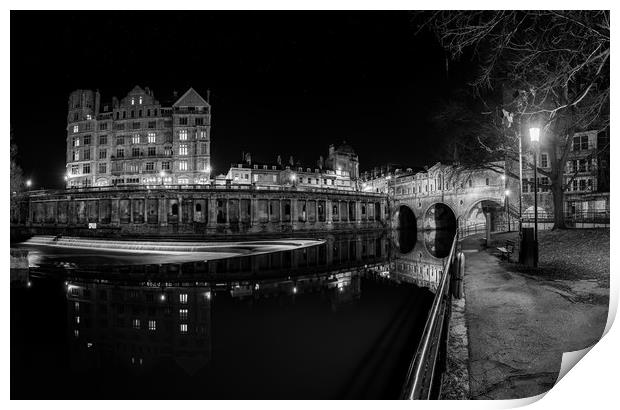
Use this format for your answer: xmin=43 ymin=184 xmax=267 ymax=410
xmin=386 ymin=162 xmax=513 ymax=232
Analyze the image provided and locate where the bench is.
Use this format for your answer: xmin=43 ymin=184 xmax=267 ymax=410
xmin=497 ymin=240 xmax=516 ymax=261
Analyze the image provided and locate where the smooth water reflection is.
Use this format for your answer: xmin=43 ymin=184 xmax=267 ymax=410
xmin=11 ymin=230 xmax=453 ymax=399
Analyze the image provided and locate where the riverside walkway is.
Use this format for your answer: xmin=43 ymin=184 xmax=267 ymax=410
xmin=454 ymin=232 xmax=608 ymax=400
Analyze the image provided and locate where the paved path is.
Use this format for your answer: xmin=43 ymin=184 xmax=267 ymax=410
xmin=461 ymin=235 xmax=608 ymax=399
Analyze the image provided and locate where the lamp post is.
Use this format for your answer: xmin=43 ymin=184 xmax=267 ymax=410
xmin=529 ymin=127 xmax=540 ymax=267
xmin=505 ymin=189 xmax=511 ymax=232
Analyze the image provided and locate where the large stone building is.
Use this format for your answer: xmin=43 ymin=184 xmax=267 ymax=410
xmin=66 ymin=86 xmax=212 ymax=189
xmin=520 ymin=129 xmax=610 ymax=219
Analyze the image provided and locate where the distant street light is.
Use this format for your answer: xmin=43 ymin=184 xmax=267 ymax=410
xmin=25 ymin=179 xmax=32 ymax=189
xmin=529 ymin=126 xmax=540 ymax=267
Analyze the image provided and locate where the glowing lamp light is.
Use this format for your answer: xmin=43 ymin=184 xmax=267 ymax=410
xmin=290 ymin=174 xmax=297 ymax=182
xmin=160 ymin=293 xmax=166 ymax=301
xmin=205 ymin=165 xmax=212 ymax=173
xmin=26 ymin=179 xmax=32 ymax=188
xmin=529 ymin=127 xmax=540 ymax=143
xmin=501 ymin=175 xmax=506 ymax=181
xmin=293 ymin=286 xmax=298 ymax=294
xmin=205 ymin=291 xmax=212 ymax=300
xmin=505 ymin=190 xmax=511 ymax=196
xmin=159 ymin=171 xmax=166 ymax=178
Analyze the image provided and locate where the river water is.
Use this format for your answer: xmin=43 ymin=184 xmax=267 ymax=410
xmin=11 ymin=229 xmax=453 ymax=399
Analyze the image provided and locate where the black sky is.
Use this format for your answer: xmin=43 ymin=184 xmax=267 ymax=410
xmin=11 ymin=11 xmax=473 ymax=189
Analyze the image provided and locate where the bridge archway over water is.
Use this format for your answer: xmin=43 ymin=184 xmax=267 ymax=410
xmin=395 ymin=205 xmax=417 ymax=254
xmin=424 ymin=203 xmax=457 ymax=231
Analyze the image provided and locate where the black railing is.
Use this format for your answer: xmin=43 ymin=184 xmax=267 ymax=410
xmin=400 ymin=231 xmax=458 ymax=400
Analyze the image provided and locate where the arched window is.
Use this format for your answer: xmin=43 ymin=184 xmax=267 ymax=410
xmin=171 ymin=203 xmax=179 ymax=215
xmin=195 ymin=203 xmax=202 ymax=213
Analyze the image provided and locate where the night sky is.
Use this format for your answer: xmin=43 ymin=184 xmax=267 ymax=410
xmin=11 ymin=11 xmax=473 ymax=189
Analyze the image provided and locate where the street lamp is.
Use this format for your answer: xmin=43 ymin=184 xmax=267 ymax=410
xmin=505 ymin=189 xmax=511 ymax=232
xmin=25 ymin=179 xmax=32 ymax=189
xmin=529 ymin=127 xmax=540 ymax=267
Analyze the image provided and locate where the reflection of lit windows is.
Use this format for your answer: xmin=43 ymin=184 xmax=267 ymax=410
xmin=179 ymin=293 xmax=188 ymax=304
xmin=200 ymin=130 xmax=207 ymax=139
xmin=179 ymin=309 xmax=188 ymax=320
xmin=73 ymin=125 xmax=79 ymax=133
xmin=180 ymin=324 xmax=188 ymax=334
xmin=179 ymin=161 xmax=188 ymax=171
xmin=74 ymin=329 xmax=79 ymax=338
xmin=132 ymin=134 xmax=141 ymax=144
xmin=147 ymin=132 xmax=156 ymax=143
xmin=131 ymin=98 xmax=135 ymax=105
xmin=139 ymin=96 xmax=143 ymax=105
xmin=75 ymin=316 xmax=80 ymax=324
xmin=132 ymin=319 xmax=141 ymax=329
xmin=178 ymin=177 xmax=189 ymax=185
xmin=179 ymin=130 xmax=188 ymax=140
xmin=74 ymin=301 xmax=80 ymax=312
xmin=148 ymin=320 xmax=156 ymax=331
xmin=179 ymin=144 xmax=188 ymax=156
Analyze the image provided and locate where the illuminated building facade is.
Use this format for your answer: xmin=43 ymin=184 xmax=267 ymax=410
xmin=66 ymin=86 xmax=212 ymax=188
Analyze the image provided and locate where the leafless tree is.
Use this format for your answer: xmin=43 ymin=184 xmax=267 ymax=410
xmin=425 ymin=10 xmax=610 ymax=229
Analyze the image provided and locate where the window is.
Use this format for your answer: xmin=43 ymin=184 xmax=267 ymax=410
xmin=200 ymin=143 xmax=208 ymax=155
xmin=179 ymin=130 xmax=188 ymax=140
xmin=148 ymin=320 xmax=156 ymax=331
xmin=132 ymin=318 xmax=140 ymax=329
xmin=147 ymin=132 xmax=156 ymax=143
xmin=71 ymin=165 xmax=79 ymax=175
xmin=72 ymin=150 xmax=80 ymax=161
xmin=83 ymin=148 xmax=90 ymax=160
xmin=132 ymin=134 xmax=140 ymax=144
xmin=178 ymin=177 xmax=189 ymax=185
xmin=99 ymin=135 xmax=107 ymax=145
xmin=573 ymin=135 xmax=589 ymax=151
xmin=99 ymin=122 xmax=108 ymax=131
xmin=131 ymin=98 xmax=135 ymax=105
xmin=116 ymin=136 xmax=124 ymax=145
xmin=98 ymin=163 xmax=107 ymax=174
xmin=572 ymin=179 xmax=578 ymax=191
xmin=579 ymin=179 xmax=587 ymax=191
xmin=148 ymin=147 xmax=156 ymax=156
xmin=468 ymin=179 xmax=472 ymax=187
xmin=114 ymin=123 xmax=125 ymax=130
xmin=99 ymin=149 xmax=107 ymax=159
xmin=82 ymin=164 xmax=90 ymax=174
xmin=199 ymin=130 xmax=207 ymax=139
xmin=179 ymin=293 xmax=188 ymax=304
xmin=485 ymin=178 xmax=489 ymax=186
xmin=195 ymin=117 xmax=204 ymax=125
xmin=148 ymin=121 xmax=156 ymax=129
xmin=139 ymin=96 xmax=143 ymax=105
xmin=73 ymin=125 xmax=79 ymax=133
xmin=541 ymin=153 xmax=549 ymax=168
xmin=116 ymin=148 xmax=124 ymax=158
xmin=83 ymin=135 xmax=91 ymax=145
xmin=179 ymin=117 xmax=188 ymax=125
xmin=132 ymin=147 xmax=140 ymax=157
xmin=74 ymin=137 xmax=81 ymax=147
xmin=179 ymin=144 xmax=188 ymax=156
xmin=180 ymin=324 xmax=188 ymax=334
xmin=145 ymin=162 xmax=154 ymax=171
xmin=179 ymin=308 xmax=188 ymax=320
xmin=540 ymin=177 xmax=549 ymax=192
xmin=162 ymin=161 xmax=171 ymax=171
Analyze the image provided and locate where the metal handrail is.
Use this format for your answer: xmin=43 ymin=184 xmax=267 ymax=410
xmin=400 ymin=231 xmax=458 ymax=400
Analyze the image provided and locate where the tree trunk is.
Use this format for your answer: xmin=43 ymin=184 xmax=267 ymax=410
xmin=551 ymin=176 xmax=567 ymax=229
